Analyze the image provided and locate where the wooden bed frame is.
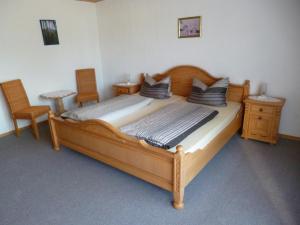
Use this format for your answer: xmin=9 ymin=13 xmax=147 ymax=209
xmin=48 ymin=65 xmax=250 ymax=209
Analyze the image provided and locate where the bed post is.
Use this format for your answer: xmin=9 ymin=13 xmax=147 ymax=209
xmin=173 ymin=145 xmax=185 ymax=209
xmin=244 ymin=80 xmax=250 ymax=99
xmin=139 ymin=73 xmax=145 ymax=84
xmin=48 ymin=111 xmax=60 ymax=151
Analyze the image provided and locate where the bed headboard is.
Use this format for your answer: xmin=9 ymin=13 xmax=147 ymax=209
xmin=141 ymin=65 xmax=250 ymax=103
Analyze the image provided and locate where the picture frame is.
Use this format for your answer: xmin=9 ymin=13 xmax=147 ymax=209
xmin=40 ymin=20 xmax=59 ymax=45
xmin=178 ymin=16 xmax=201 ymax=38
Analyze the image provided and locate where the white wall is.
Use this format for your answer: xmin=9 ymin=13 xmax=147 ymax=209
xmin=1 ymin=0 xmax=299 ymax=137
xmin=0 ymin=0 xmax=103 ymax=135
xmin=96 ymin=0 xmax=300 ymax=136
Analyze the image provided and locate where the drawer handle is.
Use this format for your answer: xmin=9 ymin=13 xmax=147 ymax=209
xmin=259 ymin=108 xmax=263 ymax=112
xmin=258 ymin=116 xmax=262 ymax=120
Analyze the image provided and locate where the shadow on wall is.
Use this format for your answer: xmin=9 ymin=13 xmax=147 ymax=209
xmin=0 ymin=90 xmax=15 ymax=133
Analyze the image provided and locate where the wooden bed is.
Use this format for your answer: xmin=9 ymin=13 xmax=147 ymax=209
xmin=48 ymin=65 xmax=249 ymax=209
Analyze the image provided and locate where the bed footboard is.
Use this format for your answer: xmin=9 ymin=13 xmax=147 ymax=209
xmin=48 ymin=111 xmax=186 ymax=209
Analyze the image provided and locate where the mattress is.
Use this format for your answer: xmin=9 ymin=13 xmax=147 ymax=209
xmin=110 ymin=96 xmax=241 ymax=153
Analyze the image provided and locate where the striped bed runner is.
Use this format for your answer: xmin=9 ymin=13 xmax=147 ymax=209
xmin=120 ymin=102 xmax=218 ymax=149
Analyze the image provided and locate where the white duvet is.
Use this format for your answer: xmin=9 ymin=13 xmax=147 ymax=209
xmin=61 ymin=94 xmax=153 ymax=122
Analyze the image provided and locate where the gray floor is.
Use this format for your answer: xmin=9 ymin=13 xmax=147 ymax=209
xmin=0 ymin=125 xmax=299 ymax=225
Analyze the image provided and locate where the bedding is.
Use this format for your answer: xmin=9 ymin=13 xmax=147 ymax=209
xmin=109 ymin=96 xmax=241 ymax=153
xmin=140 ymin=74 xmax=171 ymax=99
xmin=120 ymin=102 xmax=218 ymax=149
xmin=112 ymin=95 xmax=184 ymax=127
xmin=61 ymin=94 xmax=153 ymax=122
xmin=169 ymin=101 xmax=241 ymax=153
xmin=187 ymin=77 xmax=229 ymax=106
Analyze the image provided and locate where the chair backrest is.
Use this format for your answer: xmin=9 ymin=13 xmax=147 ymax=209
xmin=0 ymin=79 xmax=30 ymax=114
xmin=76 ymin=68 xmax=98 ymax=94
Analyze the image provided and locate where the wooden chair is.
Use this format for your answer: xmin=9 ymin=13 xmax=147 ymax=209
xmin=75 ymin=68 xmax=100 ymax=107
xmin=0 ymin=79 xmax=50 ymax=140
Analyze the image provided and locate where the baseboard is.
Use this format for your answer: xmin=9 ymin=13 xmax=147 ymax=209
xmin=1 ymin=121 xmax=299 ymax=143
xmin=0 ymin=120 xmax=48 ymax=138
xmin=0 ymin=130 xmax=15 ymax=138
xmin=279 ymin=133 xmax=300 ymax=142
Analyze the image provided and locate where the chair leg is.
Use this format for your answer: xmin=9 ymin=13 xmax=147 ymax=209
xmin=31 ymin=118 xmax=40 ymax=140
xmin=13 ymin=118 xmax=20 ymax=137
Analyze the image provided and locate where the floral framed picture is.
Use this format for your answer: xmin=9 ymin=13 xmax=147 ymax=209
xmin=40 ymin=20 xmax=59 ymax=45
xmin=178 ymin=16 xmax=201 ymax=38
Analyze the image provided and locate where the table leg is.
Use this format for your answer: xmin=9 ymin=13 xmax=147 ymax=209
xmin=55 ymin=98 xmax=65 ymax=116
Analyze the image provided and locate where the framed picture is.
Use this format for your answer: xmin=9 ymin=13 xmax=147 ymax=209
xmin=40 ymin=20 xmax=59 ymax=45
xmin=178 ymin=16 xmax=201 ymax=38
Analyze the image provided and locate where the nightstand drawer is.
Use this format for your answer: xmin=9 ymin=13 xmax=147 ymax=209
xmin=250 ymin=105 xmax=274 ymax=115
xmin=249 ymin=114 xmax=273 ymax=137
xmin=117 ymin=87 xmax=129 ymax=95
xmin=113 ymin=83 xmax=140 ymax=96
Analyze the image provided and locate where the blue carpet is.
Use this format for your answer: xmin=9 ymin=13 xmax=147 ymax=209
xmin=0 ymin=125 xmax=299 ymax=225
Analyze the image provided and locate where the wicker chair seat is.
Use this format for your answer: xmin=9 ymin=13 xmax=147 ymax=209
xmin=14 ymin=106 xmax=50 ymax=119
xmin=76 ymin=92 xmax=99 ymax=103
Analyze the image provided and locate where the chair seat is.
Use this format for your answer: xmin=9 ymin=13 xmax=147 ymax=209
xmin=76 ymin=92 xmax=99 ymax=103
xmin=14 ymin=105 xmax=50 ymax=119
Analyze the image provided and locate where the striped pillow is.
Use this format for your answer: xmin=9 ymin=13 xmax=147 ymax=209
xmin=140 ymin=75 xmax=171 ymax=99
xmin=187 ymin=78 xmax=229 ymax=106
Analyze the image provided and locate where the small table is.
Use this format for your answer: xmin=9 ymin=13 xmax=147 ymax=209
xmin=113 ymin=82 xmax=140 ymax=96
xmin=40 ymin=90 xmax=76 ymax=115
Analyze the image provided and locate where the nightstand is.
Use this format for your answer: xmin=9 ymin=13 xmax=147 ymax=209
xmin=242 ymin=97 xmax=285 ymax=144
xmin=113 ymin=83 xmax=140 ymax=96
